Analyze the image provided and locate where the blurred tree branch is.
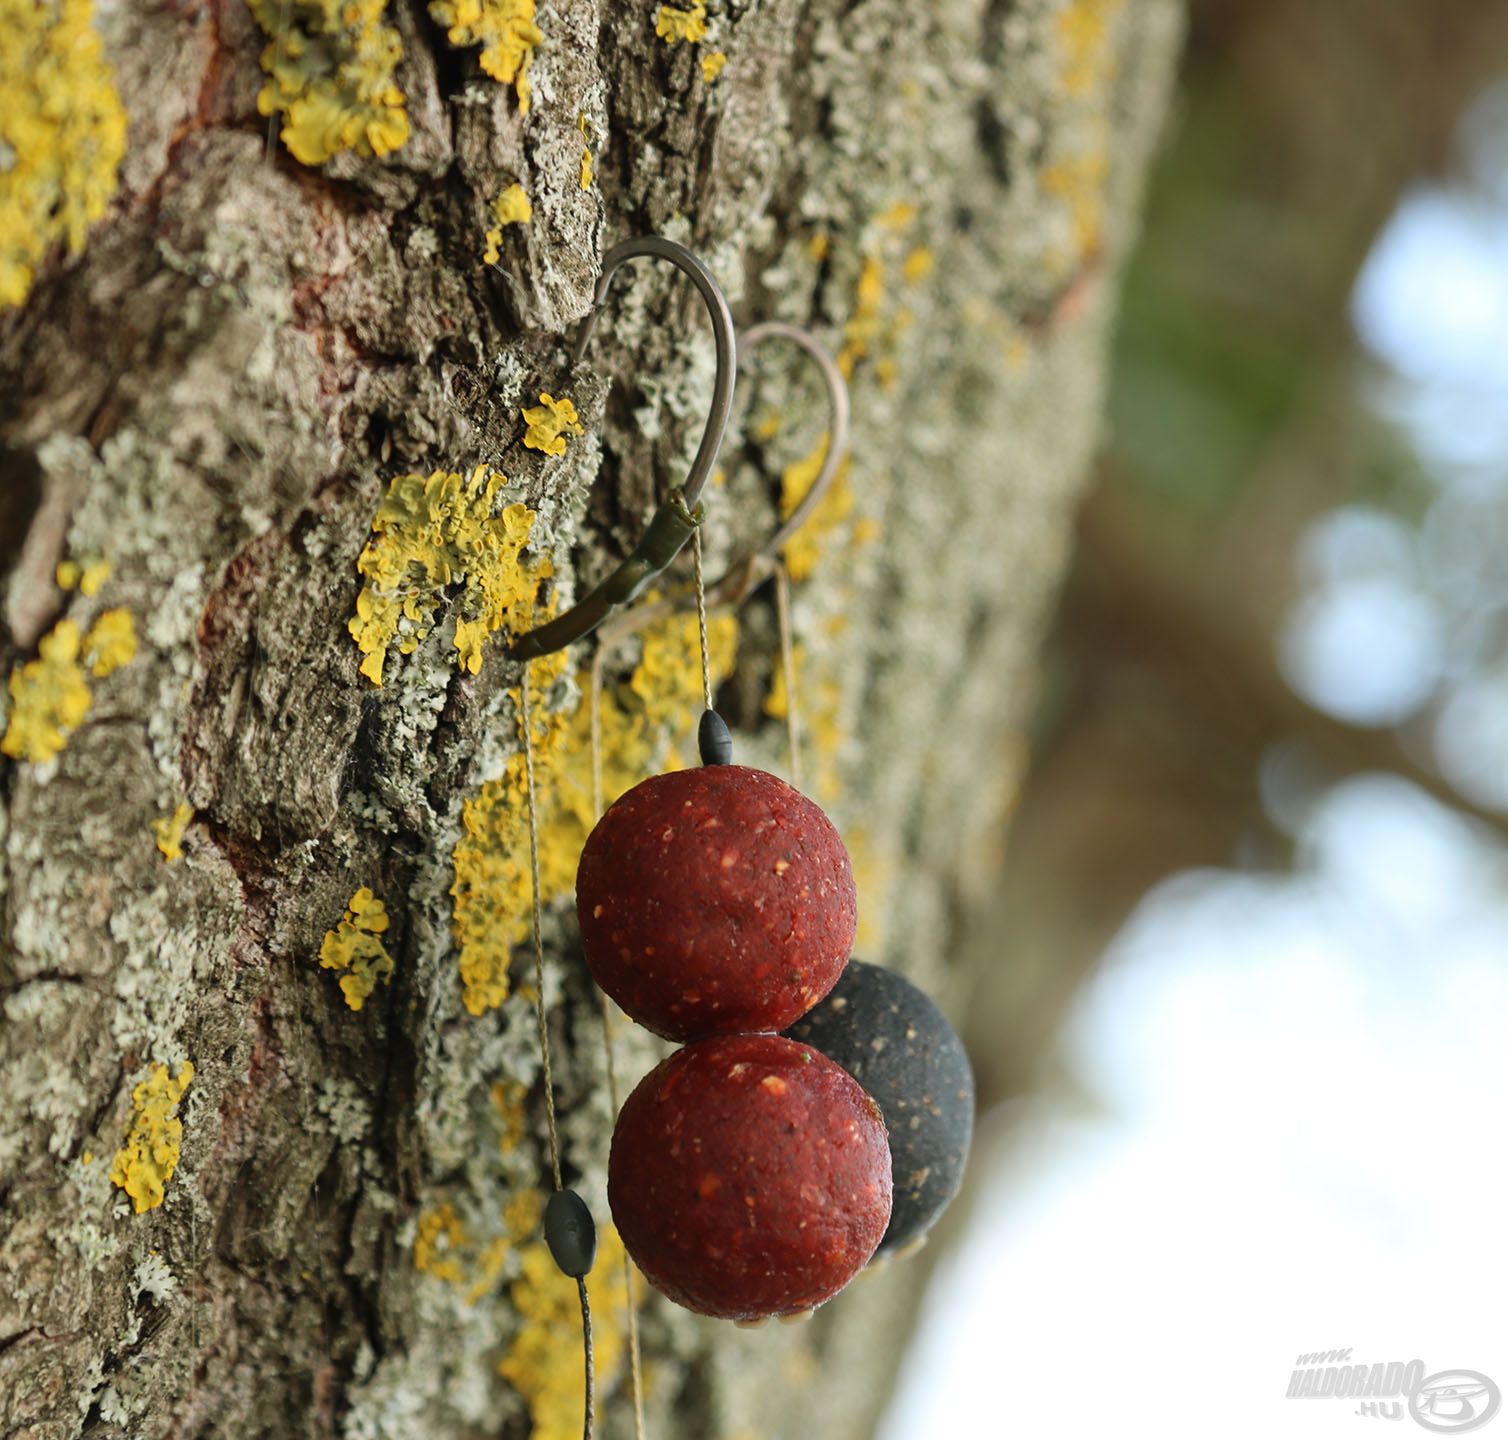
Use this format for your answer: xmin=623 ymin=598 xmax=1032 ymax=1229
xmin=960 ymin=0 xmax=1508 ymax=1128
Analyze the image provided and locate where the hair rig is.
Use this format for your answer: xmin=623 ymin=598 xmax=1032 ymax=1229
xmin=506 ymin=245 xmax=849 ymax=664
xmin=505 ymin=236 xmax=971 ymax=1440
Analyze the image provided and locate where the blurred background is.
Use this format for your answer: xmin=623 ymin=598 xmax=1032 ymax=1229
xmin=883 ymin=1 xmax=1508 ymax=1432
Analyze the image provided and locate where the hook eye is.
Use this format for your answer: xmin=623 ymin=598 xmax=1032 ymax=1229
xmin=508 ymin=236 xmax=737 ymax=660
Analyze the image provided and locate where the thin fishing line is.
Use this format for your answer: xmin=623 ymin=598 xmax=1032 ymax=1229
xmin=520 ymin=669 xmax=562 ymax=1192
xmin=772 ymin=559 xmax=803 ymax=791
xmin=589 ymin=649 xmax=605 ymax=822
xmin=265 ymin=0 xmax=292 ymax=166
xmin=692 ymin=526 xmax=713 ymax=712
xmin=577 ymin=1277 xmax=596 ymax=1440
xmin=189 ymin=1195 xmax=199 ymax=1366
xmin=588 ymin=648 xmax=649 ymax=1440
xmin=593 ymin=987 xmax=648 ymax=1440
xmin=521 ymin=667 xmax=596 ymax=1440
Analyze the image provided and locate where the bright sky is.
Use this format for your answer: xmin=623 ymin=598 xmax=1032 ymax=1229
xmin=880 ymin=777 xmax=1508 ymax=1439
xmin=879 ymin=78 xmax=1508 ymax=1440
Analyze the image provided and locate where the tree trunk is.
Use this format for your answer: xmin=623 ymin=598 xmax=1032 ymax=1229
xmin=0 ymin=1 xmax=1180 ymax=1436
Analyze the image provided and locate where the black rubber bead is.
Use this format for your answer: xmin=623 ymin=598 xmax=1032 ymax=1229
xmin=545 ymin=1188 xmax=598 ymax=1277
xmin=698 ymin=708 xmax=733 ymax=766
xmin=784 ymin=959 xmax=974 ymax=1256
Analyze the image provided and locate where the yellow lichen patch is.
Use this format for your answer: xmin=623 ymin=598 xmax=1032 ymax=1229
xmin=152 ymin=802 xmax=195 ymax=863
xmin=449 ymin=654 xmax=572 ymax=1016
xmin=1041 ymin=144 xmax=1110 ymax=262
xmin=483 ymin=182 xmax=532 ymax=264
xmin=109 ymin=1062 xmax=194 ymax=1214
xmin=610 ymin=609 xmax=739 ymax=785
xmin=902 ymin=246 xmax=935 ymax=285
xmin=522 ymin=393 xmax=584 ymax=457
xmin=492 ymin=1080 xmax=528 ymax=1152
xmin=700 ymin=50 xmax=727 ymax=83
xmin=415 ymin=1189 xmax=542 ymax=1302
xmin=1057 ymin=0 xmax=1123 ymax=97
xmin=2 ymin=618 xmax=92 ymax=764
xmin=57 ymin=557 xmax=112 ymax=596
xmin=1003 ymin=324 xmax=1033 ymax=375
xmin=835 ymin=203 xmax=932 ymax=384
xmin=467 ymin=1188 xmax=545 ymax=1303
xmin=465 ymin=1235 xmax=512 ymax=1304
xmin=777 ymin=434 xmax=873 ymax=584
xmin=0 ymin=607 xmax=134 ymax=761
xmin=504 ymin=1187 xmax=544 ymax=1241
xmin=451 ymin=610 xmax=737 ymax=1015
xmin=845 ymin=827 xmax=891 ymax=952
xmin=84 ymin=607 xmax=135 ymax=677
xmin=764 ymin=643 xmax=844 ymax=804
xmin=655 ymin=2 xmax=707 ymax=45
xmin=318 ymin=886 xmax=395 ymax=1011
xmin=1038 ymin=0 xmax=1121 ymax=270
xmin=348 ymin=467 xmax=550 ymax=684
xmin=429 ymin=0 xmax=542 ymax=110
xmin=837 ymin=256 xmax=885 ymax=379
xmin=248 ymin=0 xmax=409 ymax=166
xmin=0 ymin=0 xmax=126 ymax=310
xmin=500 ymin=1225 xmax=631 ymax=1440
xmin=578 ymin=114 xmax=593 ymax=191
xmin=414 ymin=1202 xmax=468 ymax=1284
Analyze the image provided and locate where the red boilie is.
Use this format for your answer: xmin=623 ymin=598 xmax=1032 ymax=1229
xmin=577 ymin=765 xmax=856 ymax=1042
xmin=608 ymin=1034 xmax=892 ymax=1320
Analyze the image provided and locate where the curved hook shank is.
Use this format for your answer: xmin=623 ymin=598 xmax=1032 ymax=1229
xmin=737 ymin=321 xmax=850 ymax=562
xmin=571 ymin=237 xmax=737 ymax=513
xmin=506 ymin=236 xmax=738 ymax=659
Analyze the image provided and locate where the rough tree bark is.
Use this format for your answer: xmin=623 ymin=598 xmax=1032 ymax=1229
xmin=0 ymin=1 xmax=1179 ymax=1436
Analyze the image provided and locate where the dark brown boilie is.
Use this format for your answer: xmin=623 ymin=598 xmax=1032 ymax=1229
xmin=785 ymin=960 xmax=974 ymax=1255
xmin=576 ymin=765 xmax=857 ymax=1041
xmin=608 ymin=1034 xmax=892 ymax=1320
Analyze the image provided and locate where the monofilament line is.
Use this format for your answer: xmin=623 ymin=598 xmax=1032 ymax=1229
xmin=520 ymin=668 xmax=563 ymax=1193
xmin=521 ymin=666 xmax=596 ymax=1440
xmin=587 ymin=653 xmax=649 ymax=1440
xmin=772 ymin=559 xmax=803 ymax=791
xmin=692 ymin=525 xmax=713 ymax=711
xmin=589 ymin=650 xmax=606 ymax=823
xmin=265 ymin=0 xmax=292 ymax=166
xmin=578 ymin=1276 xmax=596 ymax=1440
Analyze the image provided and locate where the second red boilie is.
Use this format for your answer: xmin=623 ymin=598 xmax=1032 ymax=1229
xmin=609 ymin=1033 xmax=892 ymax=1319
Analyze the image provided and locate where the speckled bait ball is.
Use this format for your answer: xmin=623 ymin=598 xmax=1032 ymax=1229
xmin=576 ymin=765 xmax=857 ymax=1041
xmin=608 ymin=1033 xmax=892 ymax=1320
xmin=785 ymin=960 xmax=974 ymax=1256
